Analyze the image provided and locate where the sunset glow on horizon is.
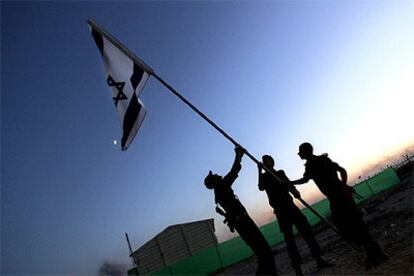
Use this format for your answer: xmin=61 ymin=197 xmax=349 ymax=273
xmin=3 ymin=1 xmax=413 ymax=273
xmin=333 ymin=62 xmax=414 ymax=180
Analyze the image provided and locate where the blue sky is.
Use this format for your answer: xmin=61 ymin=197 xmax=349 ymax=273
xmin=2 ymin=1 xmax=413 ymax=274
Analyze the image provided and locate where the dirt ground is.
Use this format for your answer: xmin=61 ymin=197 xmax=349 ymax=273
xmin=215 ymin=167 xmax=413 ymax=276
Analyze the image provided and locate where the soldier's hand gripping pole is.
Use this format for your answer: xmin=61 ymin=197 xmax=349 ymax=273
xmin=257 ymin=159 xmax=361 ymax=252
xmin=152 ymin=72 xmax=361 ymax=252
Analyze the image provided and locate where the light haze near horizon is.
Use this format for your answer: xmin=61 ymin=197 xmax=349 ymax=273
xmin=1 ymin=1 xmax=413 ymax=274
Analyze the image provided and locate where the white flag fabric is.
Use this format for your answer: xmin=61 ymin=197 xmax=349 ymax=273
xmin=88 ymin=19 xmax=153 ymax=150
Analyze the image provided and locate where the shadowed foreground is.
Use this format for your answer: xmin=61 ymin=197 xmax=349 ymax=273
xmin=215 ymin=166 xmax=413 ymax=275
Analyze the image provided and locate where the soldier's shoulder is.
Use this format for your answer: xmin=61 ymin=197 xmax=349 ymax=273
xmin=318 ymin=153 xmax=332 ymax=161
xmin=274 ymin=169 xmax=289 ymax=181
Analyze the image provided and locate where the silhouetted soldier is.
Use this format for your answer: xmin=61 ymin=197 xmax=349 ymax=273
xmin=205 ymin=146 xmax=278 ymax=275
xmin=290 ymin=142 xmax=388 ymax=269
xmin=258 ymin=155 xmax=333 ymax=275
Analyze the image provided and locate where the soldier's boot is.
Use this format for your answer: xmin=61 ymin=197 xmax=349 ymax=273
xmin=292 ymin=265 xmax=304 ymax=276
xmin=315 ymin=257 xmax=335 ymax=270
xmin=364 ymin=241 xmax=389 ymax=270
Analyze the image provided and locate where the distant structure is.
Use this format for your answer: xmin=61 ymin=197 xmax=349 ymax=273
xmin=127 ymin=218 xmax=217 ymax=275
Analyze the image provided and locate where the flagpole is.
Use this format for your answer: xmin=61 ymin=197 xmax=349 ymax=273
xmin=151 ymin=72 xmax=360 ymax=252
xmin=87 ymin=17 xmax=359 ymax=251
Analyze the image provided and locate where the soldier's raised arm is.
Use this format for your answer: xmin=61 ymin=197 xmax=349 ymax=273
xmin=336 ymin=164 xmax=348 ymax=185
xmin=222 ymin=146 xmax=245 ymax=186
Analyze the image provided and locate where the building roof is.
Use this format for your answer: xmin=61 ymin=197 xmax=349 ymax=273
xmin=131 ymin=218 xmax=215 ymax=256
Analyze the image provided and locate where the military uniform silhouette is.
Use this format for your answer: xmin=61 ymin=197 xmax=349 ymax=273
xmin=291 ymin=143 xmax=388 ymax=269
xmin=205 ymin=147 xmax=277 ymax=275
xmin=258 ymin=155 xmax=333 ymax=275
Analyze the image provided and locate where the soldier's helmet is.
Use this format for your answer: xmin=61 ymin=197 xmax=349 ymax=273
xmin=204 ymin=170 xmax=220 ymax=189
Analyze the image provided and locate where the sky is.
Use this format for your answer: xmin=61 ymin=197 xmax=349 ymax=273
xmin=1 ymin=1 xmax=413 ymax=275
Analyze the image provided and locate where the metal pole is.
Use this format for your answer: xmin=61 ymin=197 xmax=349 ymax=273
xmin=152 ymin=73 xmax=239 ymax=147
xmin=125 ymin=232 xmax=133 ymax=255
xmin=152 ymin=72 xmax=361 ymax=252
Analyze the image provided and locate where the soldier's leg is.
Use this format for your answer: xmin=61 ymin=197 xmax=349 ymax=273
xmin=292 ymin=209 xmax=322 ymax=259
xmin=348 ymin=210 xmax=388 ymax=268
xmin=331 ymin=194 xmax=376 ymax=245
xmin=330 ymin=196 xmax=387 ymax=268
xmin=236 ymin=215 xmax=277 ymax=275
xmin=294 ymin=212 xmax=335 ymax=269
xmin=282 ymin=223 xmax=302 ymax=274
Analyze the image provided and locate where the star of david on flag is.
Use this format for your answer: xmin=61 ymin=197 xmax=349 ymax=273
xmin=88 ymin=19 xmax=153 ymax=151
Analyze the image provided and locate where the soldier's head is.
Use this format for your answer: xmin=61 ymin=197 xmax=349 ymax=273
xmin=262 ymin=155 xmax=275 ymax=169
xmin=204 ymin=170 xmax=222 ymax=189
xmin=298 ymin=142 xmax=313 ymax=160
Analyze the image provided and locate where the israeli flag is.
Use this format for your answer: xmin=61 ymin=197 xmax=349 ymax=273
xmin=88 ymin=19 xmax=153 ymax=151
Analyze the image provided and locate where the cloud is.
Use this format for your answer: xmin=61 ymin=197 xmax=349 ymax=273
xmin=97 ymin=261 xmax=128 ymax=276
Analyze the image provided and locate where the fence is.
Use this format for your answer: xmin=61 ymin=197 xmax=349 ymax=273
xmin=148 ymin=168 xmax=400 ymax=275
